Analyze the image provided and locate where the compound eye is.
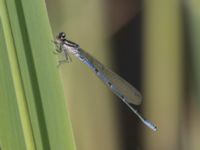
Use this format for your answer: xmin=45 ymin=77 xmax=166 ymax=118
xmin=58 ymin=32 xmax=66 ymax=39
xmin=61 ymin=32 xmax=66 ymax=38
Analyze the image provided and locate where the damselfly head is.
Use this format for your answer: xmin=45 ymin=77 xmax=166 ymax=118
xmin=57 ymin=32 xmax=67 ymax=41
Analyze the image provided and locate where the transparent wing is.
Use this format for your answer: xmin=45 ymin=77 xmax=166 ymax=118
xmin=79 ymin=48 xmax=142 ymax=105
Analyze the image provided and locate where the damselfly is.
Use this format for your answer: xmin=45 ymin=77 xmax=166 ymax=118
xmin=54 ymin=32 xmax=157 ymax=131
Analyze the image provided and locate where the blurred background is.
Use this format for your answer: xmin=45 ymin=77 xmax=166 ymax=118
xmin=45 ymin=0 xmax=200 ymax=150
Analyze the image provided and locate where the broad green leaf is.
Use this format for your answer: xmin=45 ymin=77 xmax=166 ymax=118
xmin=0 ymin=0 xmax=76 ymax=149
